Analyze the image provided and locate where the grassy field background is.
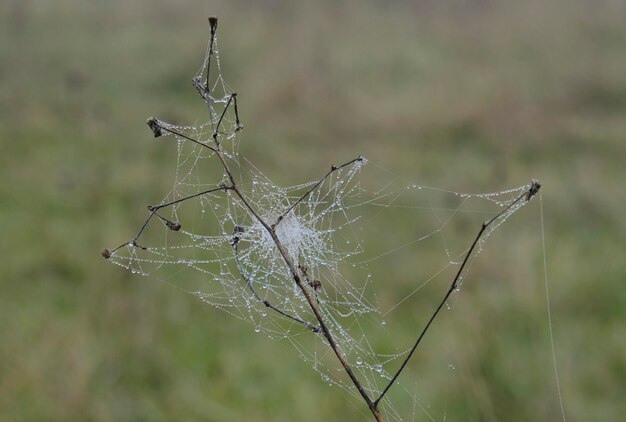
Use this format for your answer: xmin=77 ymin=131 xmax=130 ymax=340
xmin=1 ymin=0 xmax=625 ymax=420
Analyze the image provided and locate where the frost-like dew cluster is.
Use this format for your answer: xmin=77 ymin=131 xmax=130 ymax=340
xmin=105 ymin=22 xmax=536 ymax=421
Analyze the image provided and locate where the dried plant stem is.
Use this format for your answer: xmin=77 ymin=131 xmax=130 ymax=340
xmin=274 ymin=156 xmax=364 ymax=227
xmin=233 ymin=244 xmax=321 ymax=333
xmin=106 ymin=17 xmax=543 ymax=421
xmin=374 ymin=184 xmax=539 ymax=406
xmin=204 ymin=137 xmax=382 ymax=421
xmin=141 ymin=109 xmax=383 ymax=419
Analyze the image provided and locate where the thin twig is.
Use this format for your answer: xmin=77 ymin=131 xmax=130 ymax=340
xmin=148 ymin=186 xmax=231 ymax=211
xmin=106 ymin=18 xmax=415 ymax=421
xmin=187 ymin=141 xmax=380 ymax=419
xmin=267 ymin=227 xmax=383 ymax=420
xmin=274 ymin=156 xmax=364 ymax=228
xmin=107 ymin=185 xmax=230 ymax=256
xmin=374 ymin=182 xmax=539 ymax=406
xmin=206 ymin=142 xmax=380 ymax=417
xmin=188 ymin=20 xmax=380 ymax=418
xmin=232 ymin=93 xmax=243 ymax=131
xmin=233 ymin=243 xmax=321 ymax=333
xmin=158 ymin=124 xmax=218 ymax=152
xmin=211 ymin=93 xmax=235 ymax=148
xmin=206 ymin=16 xmax=218 ymax=93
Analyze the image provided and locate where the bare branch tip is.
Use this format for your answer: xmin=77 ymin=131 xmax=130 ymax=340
xmin=101 ymin=248 xmax=111 ymax=259
xmin=208 ymin=16 xmax=218 ymax=32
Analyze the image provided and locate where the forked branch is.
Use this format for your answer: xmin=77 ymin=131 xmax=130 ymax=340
xmin=274 ymin=156 xmax=365 ymax=228
xmin=102 ymin=17 xmax=541 ymax=422
xmin=106 ymin=19 xmax=381 ymax=419
xmin=232 ymin=242 xmax=321 ymax=333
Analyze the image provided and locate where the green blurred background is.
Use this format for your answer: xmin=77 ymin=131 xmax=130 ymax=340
xmin=1 ymin=0 xmax=625 ymax=420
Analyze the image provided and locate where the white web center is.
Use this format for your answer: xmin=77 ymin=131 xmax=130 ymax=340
xmin=276 ymin=213 xmax=318 ymax=260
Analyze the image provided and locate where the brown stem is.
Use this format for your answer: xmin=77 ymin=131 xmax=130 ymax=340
xmin=233 ymin=243 xmax=321 ymax=333
xmin=374 ymin=183 xmax=539 ymax=406
xmin=148 ymin=121 xmax=382 ymax=419
xmin=274 ymin=156 xmax=364 ymax=228
xmin=201 ymin=137 xmax=381 ymax=419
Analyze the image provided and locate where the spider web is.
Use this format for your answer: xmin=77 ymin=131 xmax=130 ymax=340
xmin=105 ymin=21 xmax=538 ymax=421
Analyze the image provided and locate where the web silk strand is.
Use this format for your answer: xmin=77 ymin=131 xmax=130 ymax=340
xmin=540 ymin=194 xmax=566 ymax=422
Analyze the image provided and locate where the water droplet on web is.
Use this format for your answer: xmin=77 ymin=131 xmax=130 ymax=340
xmin=448 ymin=364 xmax=456 ymax=371
xmin=356 ymin=357 xmax=363 ymax=365
xmin=374 ymin=364 xmax=383 ymax=373
xmin=254 ymin=327 xmax=261 ymax=333
xmin=381 ymin=320 xmax=386 ymax=326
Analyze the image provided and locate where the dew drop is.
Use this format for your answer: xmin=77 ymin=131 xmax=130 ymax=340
xmin=254 ymin=327 xmax=261 ymax=333
xmin=374 ymin=364 xmax=383 ymax=373
xmin=356 ymin=357 xmax=363 ymax=365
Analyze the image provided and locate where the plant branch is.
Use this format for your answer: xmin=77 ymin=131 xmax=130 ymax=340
xmin=105 ymin=185 xmax=231 ymax=257
xmin=267 ymin=228 xmax=383 ymax=421
xmin=232 ymin=243 xmax=321 ymax=333
xmin=374 ymin=181 xmax=540 ymax=406
xmin=206 ymin=16 xmax=218 ymax=93
xmin=148 ymin=186 xmax=231 ymax=211
xmin=274 ymin=156 xmax=365 ymax=228
xmin=204 ymin=141 xmax=380 ymax=417
xmin=187 ymin=21 xmax=379 ymax=417
xmin=149 ymin=120 xmax=218 ymax=153
xmin=190 ymin=144 xmax=380 ymax=418
xmin=105 ymin=18 xmax=423 ymax=421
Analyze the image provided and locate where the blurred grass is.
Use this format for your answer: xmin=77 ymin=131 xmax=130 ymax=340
xmin=1 ymin=0 xmax=625 ymax=420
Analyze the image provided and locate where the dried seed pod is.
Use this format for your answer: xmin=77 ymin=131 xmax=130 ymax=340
xmin=526 ymin=179 xmax=541 ymax=201
xmin=208 ymin=16 xmax=218 ymax=34
xmin=146 ymin=117 xmax=162 ymax=137
xmin=166 ymin=220 xmax=181 ymax=231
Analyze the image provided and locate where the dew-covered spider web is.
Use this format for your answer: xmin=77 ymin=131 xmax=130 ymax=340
xmin=105 ymin=19 xmax=544 ymax=421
